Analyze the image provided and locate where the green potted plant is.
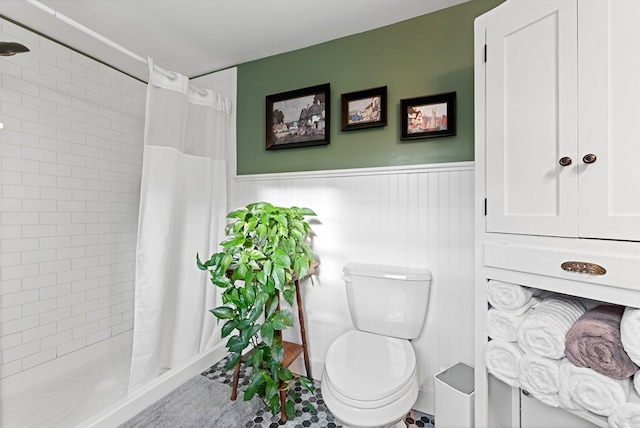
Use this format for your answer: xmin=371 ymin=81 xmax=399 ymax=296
xmin=197 ymin=202 xmax=317 ymax=420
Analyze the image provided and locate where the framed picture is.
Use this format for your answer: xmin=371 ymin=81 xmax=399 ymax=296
xmin=340 ymin=86 xmax=387 ymax=131
xmin=400 ymin=91 xmax=456 ymax=140
xmin=266 ymin=83 xmax=330 ymax=150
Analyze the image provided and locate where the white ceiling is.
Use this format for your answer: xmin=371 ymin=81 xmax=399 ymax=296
xmin=1 ymin=0 xmax=469 ymax=81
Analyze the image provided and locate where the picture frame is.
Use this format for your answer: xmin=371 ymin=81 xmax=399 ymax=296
xmin=400 ymin=91 xmax=456 ymax=140
xmin=340 ymin=86 xmax=387 ymax=131
xmin=266 ymin=83 xmax=330 ymax=150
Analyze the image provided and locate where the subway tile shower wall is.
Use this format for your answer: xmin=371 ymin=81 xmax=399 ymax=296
xmin=0 ymin=19 xmax=146 ymax=378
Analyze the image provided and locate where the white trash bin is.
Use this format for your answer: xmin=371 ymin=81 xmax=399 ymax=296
xmin=434 ymin=362 xmax=475 ymax=428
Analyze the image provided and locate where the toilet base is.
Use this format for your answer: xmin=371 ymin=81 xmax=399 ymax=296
xmin=337 ymin=418 xmax=407 ymax=428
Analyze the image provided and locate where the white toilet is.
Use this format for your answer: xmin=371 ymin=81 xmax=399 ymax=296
xmin=321 ymin=263 xmax=432 ymax=428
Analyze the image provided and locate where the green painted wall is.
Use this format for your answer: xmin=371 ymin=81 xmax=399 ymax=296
xmin=236 ymin=0 xmax=503 ymax=175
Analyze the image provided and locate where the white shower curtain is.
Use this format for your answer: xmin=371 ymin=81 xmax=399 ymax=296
xmin=128 ymin=60 xmax=231 ymax=392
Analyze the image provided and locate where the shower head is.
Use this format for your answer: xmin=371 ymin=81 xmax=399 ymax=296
xmin=0 ymin=41 xmax=30 ymax=56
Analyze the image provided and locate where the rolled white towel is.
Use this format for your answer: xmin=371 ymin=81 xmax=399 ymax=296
xmin=558 ymin=359 xmax=631 ymax=417
xmin=487 ymin=280 xmax=536 ymax=312
xmin=558 ymin=359 xmax=584 ymax=411
xmin=622 ymin=307 xmax=640 ymax=367
xmin=486 ymin=339 xmax=523 ymax=387
xmin=608 ymin=389 xmax=640 ymax=428
xmin=517 ymin=296 xmax=586 ymax=359
xmin=519 ymin=354 xmax=561 ymax=407
xmin=636 ymin=371 xmax=640 ymax=396
xmin=487 ymin=307 xmax=533 ymax=342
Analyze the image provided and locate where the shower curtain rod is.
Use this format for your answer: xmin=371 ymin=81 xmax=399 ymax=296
xmin=23 ymin=0 xmax=193 ymax=84
xmin=24 ymin=0 xmax=147 ymax=64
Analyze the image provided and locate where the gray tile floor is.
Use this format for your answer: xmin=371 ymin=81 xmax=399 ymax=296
xmin=201 ymin=357 xmax=435 ymax=428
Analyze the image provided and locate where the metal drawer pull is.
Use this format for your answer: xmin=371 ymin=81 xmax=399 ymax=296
xmin=582 ymin=153 xmax=597 ymax=164
xmin=561 ymin=261 xmax=606 ymax=275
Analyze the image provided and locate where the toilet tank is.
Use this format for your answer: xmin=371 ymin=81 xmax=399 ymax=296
xmin=343 ymin=263 xmax=432 ymax=339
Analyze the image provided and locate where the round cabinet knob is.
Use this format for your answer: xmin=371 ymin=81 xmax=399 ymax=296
xmin=583 ymin=153 xmax=597 ymax=164
xmin=559 ymin=156 xmax=572 ymax=166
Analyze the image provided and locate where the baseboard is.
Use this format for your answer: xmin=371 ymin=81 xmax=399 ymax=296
xmin=414 ymin=388 xmax=435 ymax=416
xmin=288 ymin=354 xmax=324 ymax=382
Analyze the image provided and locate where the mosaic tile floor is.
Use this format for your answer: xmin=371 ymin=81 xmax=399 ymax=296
xmin=201 ymin=357 xmax=435 ymax=428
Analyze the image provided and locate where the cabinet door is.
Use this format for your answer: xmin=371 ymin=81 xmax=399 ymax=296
xmin=484 ymin=1 xmax=578 ymax=237
xmin=578 ymin=0 xmax=640 ymax=241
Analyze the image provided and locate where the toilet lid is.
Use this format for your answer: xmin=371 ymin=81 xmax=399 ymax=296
xmin=324 ymin=330 xmax=416 ymax=402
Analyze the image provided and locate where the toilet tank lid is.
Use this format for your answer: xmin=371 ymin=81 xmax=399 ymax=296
xmin=344 ymin=263 xmax=432 ymax=281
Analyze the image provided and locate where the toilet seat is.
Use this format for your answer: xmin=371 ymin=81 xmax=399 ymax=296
xmin=323 ymin=330 xmax=417 ymax=408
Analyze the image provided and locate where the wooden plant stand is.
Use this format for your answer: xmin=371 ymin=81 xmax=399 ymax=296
xmin=230 ymin=263 xmax=317 ymax=422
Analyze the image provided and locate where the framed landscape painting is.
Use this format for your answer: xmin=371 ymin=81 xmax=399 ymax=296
xmin=400 ymin=91 xmax=456 ymax=140
xmin=266 ymin=83 xmax=330 ymax=150
xmin=341 ymin=86 xmax=387 ymax=131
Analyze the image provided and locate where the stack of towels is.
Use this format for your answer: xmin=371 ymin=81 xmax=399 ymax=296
xmin=485 ymin=280 xmax=640 ymax=427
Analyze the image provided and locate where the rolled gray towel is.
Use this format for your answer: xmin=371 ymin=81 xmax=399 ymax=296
xmin=565 ymin=304 xmax=639 ymax=380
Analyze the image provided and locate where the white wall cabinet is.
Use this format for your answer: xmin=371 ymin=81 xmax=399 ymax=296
xmin=474 ymin=1 xmax=640 ymax=427
xmin=482 ymin=0 xmax=640 ymax=242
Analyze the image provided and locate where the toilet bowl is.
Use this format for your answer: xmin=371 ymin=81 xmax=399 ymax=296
xmin=321 ymin=263 xmax=432 ymax=428
xmin=321 ymin=330 xmax=419 ymax=428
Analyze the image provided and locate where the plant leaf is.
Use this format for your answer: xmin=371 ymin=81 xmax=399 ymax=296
xmin=255 ymin=290 xmax=269 ymax=308
xmin=241 ymin=283 xmax=256 ymax=306
xmin=225 ymin=352 xmax=241 ymax=370
xmin=221 ymin=234 xmax=245 ymax=247
xmin=285 ymin=399 xmax=295 ymax=420
xmin=272 ymin=265 xmax=285 ymax=292
xmin=210 ymin=275 xmax=231 ymax=288
xmin=272 ymin=341 xmax=284 ymax=364
xmin=299 ymin=376 xmax=315 ymax=394
xmin=251 ymin=347 xmax=264 ymax=369
xmin=283 ymin=289 xmax=295 ymax=307
xmin=233 ymin=263 xmax=248 ymax=280
xmin=227 ymin=207 xmax=248 ymax=220
xmin=227 ymin=335 xmax=246 ymax=353
xmin=256 ymin=223 xmax=267 ymax=239
xmin=265 ymin=295 xmax=279 ymax=318
xmin=265 ymin=381 xmax=279 ymax=405
xmin=196 ymin=253 xmax=207 ymax=270
xmin=263 ymin=277 xmax=275 ymax=295
xmin=278 ymin=366 xmax=293 ymax=381
xmin=262 ymin=259 xmax=273 ymax=277
xmin=256 ymin=270 xmax=267 ymax=287
xmin=210 ymin=306 xmax=235 ymax=320
xmin=303 ymin=402 xmax=317 ymax=414
xmin=273 ymin=249 xmax=291 ymax=267
xmin=246 ymin=304 xmax=263 ymax=323
xmin=221 ymin=319 xmax=237 ymax=338
xmin=244 ymin=384 xmax=259 ymax=401
xmin=269 ymin=392 xmax=280 ymax=416
xmin=224 ymin=288 xmax=241 ymax=306
xmin=241 ymin=325 xmax=256 ymax=345
xmin=271 ymin=309 xmax=294 ymax=330
xmin=221 ymin=253 xmax=234 ymax=271
xmin=261 ymin=322 xmax=274 ymax=346
xmin=249 ymin=368 xmax=269 ymax=389
xmin=294 ymin=255 xmax=309 ymax=279
xmin=296 ymin=207 xmax=317 ymax=217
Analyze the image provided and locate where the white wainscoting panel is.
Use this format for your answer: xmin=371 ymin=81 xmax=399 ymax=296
xmin=228 ymin=162 xmax=475 ymax=414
